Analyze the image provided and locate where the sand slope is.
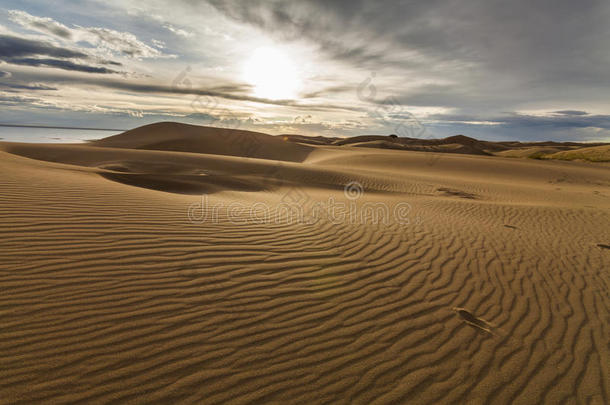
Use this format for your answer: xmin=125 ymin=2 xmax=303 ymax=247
xmin=94 ymin=122 xmax=313 ymax=163
xmin=1 ymin=124 xmax=609 ymax=404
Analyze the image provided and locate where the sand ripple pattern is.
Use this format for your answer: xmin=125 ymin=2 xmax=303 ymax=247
xmin=0 ymin=151 xmax=609 ymax=404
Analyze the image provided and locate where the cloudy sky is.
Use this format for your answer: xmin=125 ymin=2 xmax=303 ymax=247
xmin=1 ymin=0 xmax=609 ymax=141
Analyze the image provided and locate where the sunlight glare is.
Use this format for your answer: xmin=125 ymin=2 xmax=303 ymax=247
xmin=243 ymin=47 xmax=300 ymax=100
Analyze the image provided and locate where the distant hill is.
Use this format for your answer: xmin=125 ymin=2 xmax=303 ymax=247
xmin=281 ymin=133 xmax=609 ymax=162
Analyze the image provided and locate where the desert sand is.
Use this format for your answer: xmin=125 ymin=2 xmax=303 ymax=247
xmin=1 ymin=122 xmax=609 ymax=404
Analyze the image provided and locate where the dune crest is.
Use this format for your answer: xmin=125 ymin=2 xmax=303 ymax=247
xmin=93 ymin=122 xmax=314 ymax=162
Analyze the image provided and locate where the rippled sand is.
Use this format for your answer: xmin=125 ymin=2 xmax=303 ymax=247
xmin=1 ymin=123 xmax=608 ymax=404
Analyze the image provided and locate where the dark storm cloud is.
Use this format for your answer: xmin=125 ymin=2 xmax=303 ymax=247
xmin=202 ymin=0 xmax=610 ymax=116
xmin=0 ymin=35 xmax=87 ymax=59
xmin=99 ymin=60 xmax=123 ymax=67
xmin=0 ymin=34 xmax=122 ymax=74
xmin=202 ymin=0 xmax=414 ymax=67
xmin=98 ymin=80 xmax=362 ymax=111
xmin=0 ymin=82 xmax=57 ymax=91
xmin=427 ymin=112 xmax=610 ymax=131
xmin=502 ymin=113 xmax=610 ymax=131
xmin=3 ymin=58 xmax=118 ymax=74
xmin=553 ymin=110 xmax=589 ymax=116
xmin=0 ymin=94 xmax=40 ymax=105
xmin=203 ymin=0 xmax=610 ymax=71
xmin=10 ymin=71 xmax=362 ymax=112
xmin=302 ymin=85 xmax=353 ymax=99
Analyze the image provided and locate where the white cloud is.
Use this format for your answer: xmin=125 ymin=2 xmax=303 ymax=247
xmin=126 ymin=10 xmax=194 ymax=38
xmin=8 ymin=10 xmax=72 ymax=39
xmin=162 ymin=23 xmax=193 ymax=38
xmin=8 ymin=10 xmax=173 ymax=59
xmin=152 ymin=39 xmax=165 ymax=48
xmin=77 ymin=26 xmax=167 ymax=59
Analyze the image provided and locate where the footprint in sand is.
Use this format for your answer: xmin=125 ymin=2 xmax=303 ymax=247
xmin=453 ymin=307 xmax=498 ymax=336
xmin=436 ymin=187 xmax=478 ymax=199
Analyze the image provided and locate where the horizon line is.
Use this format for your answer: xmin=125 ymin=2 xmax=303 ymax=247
xmin=0 ymin=124 xmax=127 ymax=132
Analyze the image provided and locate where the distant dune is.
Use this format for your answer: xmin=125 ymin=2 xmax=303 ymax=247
xmin=1 ymin=122 xmax=609 ymax=404
xmin=282 ymin=132 xmax=610 ymax=161
xmin=542 ymin=144 xmax=610 ymax=162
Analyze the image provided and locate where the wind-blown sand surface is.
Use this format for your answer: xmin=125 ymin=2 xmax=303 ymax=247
xmin=1 ymin=122 xmax=609 ymax=404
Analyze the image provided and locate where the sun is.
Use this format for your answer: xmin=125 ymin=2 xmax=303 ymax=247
xmin=243 ymin=47 xmax=300 ymax=100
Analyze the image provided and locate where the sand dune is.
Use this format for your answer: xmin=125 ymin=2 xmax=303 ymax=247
xmin=94 ymin=122 xmax=313 ymax=162
xmin=543 ymin=144 xmax=610 ymax=162
xmin=283 ymin=132 xmax=610 ymax=161
xmin=1 ymin=123 xmax=609 ymax=404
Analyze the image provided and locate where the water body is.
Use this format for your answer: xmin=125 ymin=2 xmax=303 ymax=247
xmin=0 ymin=125 xmax=123 ymax=143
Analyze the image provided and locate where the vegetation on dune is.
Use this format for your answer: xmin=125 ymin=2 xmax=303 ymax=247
xmin=493 ymin=144 xmax=610 ymax=162
xmin=541 ymin=145 xmax=610 ymax=162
